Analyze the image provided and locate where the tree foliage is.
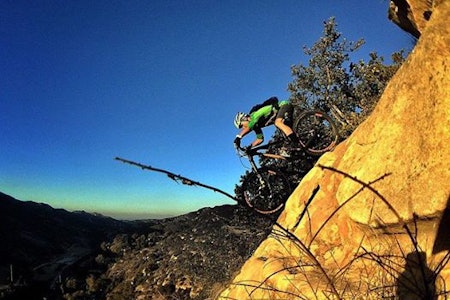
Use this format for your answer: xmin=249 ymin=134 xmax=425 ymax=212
xmin=235 ymin=17 xmax=407 ymax=210
xmin=289 ymin=17 xmax=364 ymax=112
xmin=288 ymin=17 xmax=406 ymax=137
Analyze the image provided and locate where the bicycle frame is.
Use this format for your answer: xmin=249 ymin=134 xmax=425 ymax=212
xmin=236 ymin=141 xmax=286 ymax=169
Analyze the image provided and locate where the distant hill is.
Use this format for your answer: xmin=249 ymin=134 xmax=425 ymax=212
xmin=0 ymin=192 xmax=136 ymax=299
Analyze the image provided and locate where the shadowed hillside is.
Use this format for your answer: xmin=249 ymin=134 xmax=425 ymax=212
xmin=0 ymin=192 xmax=137 ymax=299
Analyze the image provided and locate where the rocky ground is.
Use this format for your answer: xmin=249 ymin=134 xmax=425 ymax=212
xmin=60 ymin=205 xmax=274 ymax=300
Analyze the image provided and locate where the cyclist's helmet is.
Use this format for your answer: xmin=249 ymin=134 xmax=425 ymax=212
xmin=234 ymin=112 xmax=247 ymax=128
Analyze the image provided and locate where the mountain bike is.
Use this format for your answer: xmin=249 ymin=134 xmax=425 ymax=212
xmin=235 ymin=109 xmax=338 ymax=214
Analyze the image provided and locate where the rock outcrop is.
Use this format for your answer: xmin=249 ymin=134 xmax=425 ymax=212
xmin=59 ymin=205 xmax=273 ymax=300
xmin=388 ymin=0 xmax=434 ymax=38
xmin=219 ymin=0 xmax=450 ymax=299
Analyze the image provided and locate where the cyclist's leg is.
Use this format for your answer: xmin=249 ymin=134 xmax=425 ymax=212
xmin=274 ymin=117 xmax=293 ymax=135
xmin=274 ymin=104 xmax=298 ymax=146
xmin=274 ymin=103 xmax=293 ymax=135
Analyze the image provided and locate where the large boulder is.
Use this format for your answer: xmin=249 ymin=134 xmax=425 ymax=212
xmin=219 ymin=0 xmax=450 ymax=299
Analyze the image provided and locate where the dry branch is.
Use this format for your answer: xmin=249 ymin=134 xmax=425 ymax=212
xmin=115 ymin=157 xmax=237 ymax=201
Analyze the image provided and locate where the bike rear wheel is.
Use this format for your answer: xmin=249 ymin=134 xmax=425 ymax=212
xmin=293 ymin=110 xmax=338 ymax=155
xmin=242 ymin=167 xmax=291 ymax=214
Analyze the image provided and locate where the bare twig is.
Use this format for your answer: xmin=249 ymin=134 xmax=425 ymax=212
xmin=318 ymin=165 xmax=439 ymax=298
xmin=272 ymin=221 xmax=342 ymax=299
xmin=115 ymin=157 xmax=238 ymax=201
xmin=293 ymin=185 xmax=320 ymax=230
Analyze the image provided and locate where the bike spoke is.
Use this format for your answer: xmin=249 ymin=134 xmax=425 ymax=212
xmin=294 ymin=110 xmax=338 ymax=155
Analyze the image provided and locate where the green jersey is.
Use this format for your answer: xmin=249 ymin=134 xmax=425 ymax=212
xmin=248 ymin=100 xmax=289 ymax=139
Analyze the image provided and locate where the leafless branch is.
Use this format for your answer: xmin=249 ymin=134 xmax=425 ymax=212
xmin=115 ymin=157 xmax=237 ymax=201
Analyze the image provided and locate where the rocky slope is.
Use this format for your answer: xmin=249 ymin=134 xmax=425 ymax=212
xmin=59 ymin=205 xmax=273 ymax=300
xmin=219 ymin=1 xmax=450 ymax=299
xmin=0 ymin=192 xmax=274 ymax=299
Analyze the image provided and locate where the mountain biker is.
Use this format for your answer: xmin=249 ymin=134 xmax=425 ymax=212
xmin=233 ymin=97 xmax=299 ymax=151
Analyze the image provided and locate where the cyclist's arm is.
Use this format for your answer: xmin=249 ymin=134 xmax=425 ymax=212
xmin=237 ymin=126 xmax=251 ymax=140
xmin=250 ymin=138 xmax=264 ymax=147
xmin=234 ymin=125 xmax=251 ymax=149
xmin=250 ymin=128 xmax=264 ymax=147
xmin=235 ymin=125 xmax=264 ymax=149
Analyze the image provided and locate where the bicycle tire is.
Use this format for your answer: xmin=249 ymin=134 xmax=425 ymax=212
xmin=242 ymin=167 xmax=291 ymax=214
xmin=293 ymin=110 xmax=339 ymax=155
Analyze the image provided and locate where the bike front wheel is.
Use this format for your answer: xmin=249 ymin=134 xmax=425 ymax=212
xmin=242 ymin=167 xmax=292 ymax=215
xmin=293 ymin=110 xmax=339 ymax=155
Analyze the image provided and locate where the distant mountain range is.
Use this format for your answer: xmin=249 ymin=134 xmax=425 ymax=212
xmin=0 ymin=192 xmax=136 ymax=299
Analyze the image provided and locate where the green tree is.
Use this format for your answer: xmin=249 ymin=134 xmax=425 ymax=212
xmin=288 ymin=17 xmax=364 ymax=113
xmin=288 ymin=17 xmax=406 ymax=138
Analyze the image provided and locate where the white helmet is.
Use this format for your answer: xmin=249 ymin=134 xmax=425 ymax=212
xmin=234 ymin=112 xmax=247 ymax=128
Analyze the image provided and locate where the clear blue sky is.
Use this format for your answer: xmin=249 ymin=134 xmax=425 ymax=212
xmin=0 ymin=0 xmax=412 ymax=220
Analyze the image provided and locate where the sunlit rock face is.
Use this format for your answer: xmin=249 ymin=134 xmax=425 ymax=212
xmin=219 ymin=1 xmax=450 ymax=299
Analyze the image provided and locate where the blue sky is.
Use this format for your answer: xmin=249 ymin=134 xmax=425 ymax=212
xmin=0 ymin=1 xmax=412 ymax=219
